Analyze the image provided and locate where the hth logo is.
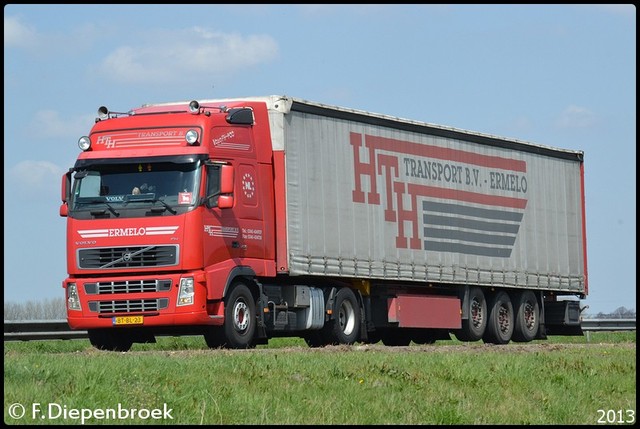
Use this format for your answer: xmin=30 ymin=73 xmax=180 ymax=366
xmin=96 ymin=135 xmax=116 ymax=148
xmin=350 ymin=132 xmax=528 ymax=257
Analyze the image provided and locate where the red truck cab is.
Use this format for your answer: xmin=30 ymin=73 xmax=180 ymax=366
xmin=61 ymin=100 xmax=277 ymax=351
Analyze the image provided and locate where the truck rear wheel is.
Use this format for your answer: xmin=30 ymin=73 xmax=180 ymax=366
xmin=222 ymin=282 xmax=256 ymax=349
xmin=483 ymin=291 xmax=514 ymax=344
xmin=512 ymin=290 xmax=540 ymax=342
xmin=454 ymin=286 xmax=487 ymax=342
xmin=323 ymin=287 xmax=360 ymax=345
xmin=88 ymin=329 xmax=133 ymax=352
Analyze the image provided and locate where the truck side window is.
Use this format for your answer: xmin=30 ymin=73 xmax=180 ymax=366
xmin=205 ymin=164 xmax=221 ymax=208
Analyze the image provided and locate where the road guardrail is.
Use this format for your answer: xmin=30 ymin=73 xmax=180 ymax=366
xmin=3 ymin=318 xmax=636 ymax=342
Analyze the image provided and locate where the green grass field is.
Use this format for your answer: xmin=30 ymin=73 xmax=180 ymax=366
xmin=4 ymin=332 xmax=636 ymax=425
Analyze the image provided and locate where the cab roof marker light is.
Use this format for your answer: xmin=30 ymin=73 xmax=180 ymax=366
xmin=189 ymin=100 xmax=200 ymax=114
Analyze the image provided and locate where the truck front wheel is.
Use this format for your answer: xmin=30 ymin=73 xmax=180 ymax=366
xmin=324 ymin=287 xmax=361 ymax=345
xmin=222 ymin=282 xmax=256 ymax=349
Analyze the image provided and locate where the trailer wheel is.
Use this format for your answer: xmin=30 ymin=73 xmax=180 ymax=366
xmin=483 ymin=291 xmax=514 ymax=344
xmin=324 ymin=287 xmax=360 ymax=345
xmin=512 ymin=290 xmax=540 ymax=342
xmin=222 ymin=282 xmax=256 ymax=349
xmin=88 ymin=329 xmax=133 ymax=352
xmin=454 ymin=286 xmax=487 ymax=342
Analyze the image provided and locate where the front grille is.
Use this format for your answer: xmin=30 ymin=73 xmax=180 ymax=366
xmin=88 ymin=298 xmax=169 ymax=314
xmin=85 ymin=279 xmax=172 ymax=295
xmin=78 ymin=245 xmax=178 ymax=269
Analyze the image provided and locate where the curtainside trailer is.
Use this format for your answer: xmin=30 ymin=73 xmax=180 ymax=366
xmin=60 ymin=95 xmax=587 ymax=351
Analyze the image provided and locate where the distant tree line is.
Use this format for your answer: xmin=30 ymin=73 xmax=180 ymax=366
xmin=2 ymin=299 xmax=636 ymax=321
xmin=4 ymin=298 xmax=67 ymax=320
xmin=583 ymin=306 xmax=636 ymax=319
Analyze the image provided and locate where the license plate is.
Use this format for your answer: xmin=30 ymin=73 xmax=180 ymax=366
xmin=112 ymin=315 xmax=144 ymax=325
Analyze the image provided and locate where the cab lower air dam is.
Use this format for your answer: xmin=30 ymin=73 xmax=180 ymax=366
xmin=177 ymin=278 xmax=195 ymax=306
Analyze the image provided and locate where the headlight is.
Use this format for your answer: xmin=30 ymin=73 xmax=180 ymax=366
xmin=67 ymin=283 xmax=82 ymax=311
xmin=177 ymin=277 xmax=195 ymax=306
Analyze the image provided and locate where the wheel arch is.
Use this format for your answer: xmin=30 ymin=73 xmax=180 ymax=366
xmin=223 ymin=266 xmax=258 ymax=298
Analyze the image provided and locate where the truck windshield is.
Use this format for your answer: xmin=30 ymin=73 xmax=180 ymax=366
xmin=70 ymin=159 xmax=200 ymax=216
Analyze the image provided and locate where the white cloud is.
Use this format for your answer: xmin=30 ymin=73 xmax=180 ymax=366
xmin=98 ymin=27 xmax=279 ymax=85
xmin=30 ymin=110 xmax=97 ymax=139
xmin=5 ymin=14 xmax=98 ymax=58
xmin=4 ymin=15 xmax=38 ymax=48
xmin=6 ymin=160 xmax=65 ymax=198
xmin=555 ymin=105 xmax=597 ymax=130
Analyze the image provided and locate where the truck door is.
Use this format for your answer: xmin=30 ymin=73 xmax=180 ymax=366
xmin=202 ymin=161 xmax=265 ymax=268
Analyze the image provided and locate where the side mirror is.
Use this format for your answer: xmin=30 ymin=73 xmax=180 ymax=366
xmin=204 ymin=163 xmax=235 ymax=209
xmin=220 ymin=164 xmax=234 ymax=194
xmin=218 ymin=195 xmax=234 ymax=209
xmin=216 ymin=164 xmax=234 ymax=209
xmin=60 ymin=171 xmax=72 ymax=217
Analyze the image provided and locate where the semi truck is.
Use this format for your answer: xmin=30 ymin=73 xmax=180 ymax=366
xmin=60 ymin=95 xmax=588 ymax=351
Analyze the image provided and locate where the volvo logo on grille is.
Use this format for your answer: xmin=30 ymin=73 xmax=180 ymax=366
xmin=122 ymin=252 xmax=133 ymax=262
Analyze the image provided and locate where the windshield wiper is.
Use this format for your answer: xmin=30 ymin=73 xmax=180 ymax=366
xmin=83 ymin=199 xmax=120 ymax=217
xmin=125 ymin=193 xmax=177 ymax=215
xmin=152 ymin=198 xmax=177 ymax=215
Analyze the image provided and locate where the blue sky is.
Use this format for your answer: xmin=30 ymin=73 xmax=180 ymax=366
xmin=4 ymin=4 xmax=636 ymax=315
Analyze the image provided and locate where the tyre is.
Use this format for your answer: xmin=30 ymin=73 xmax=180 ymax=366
xmin=483 ymin=291 xmax=514 ymax=345
xmin=454 ymin=286 xmax=487 ymax=342
xmin=222 ymin=282 xmax=257 ymax=349
xmin=512 ymin=290 xmax=540 ymax=342
xmin=88 ymin=329 xmax=133 ymax=352
xmin=323 ymin=288 xmax=361 ymax=345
